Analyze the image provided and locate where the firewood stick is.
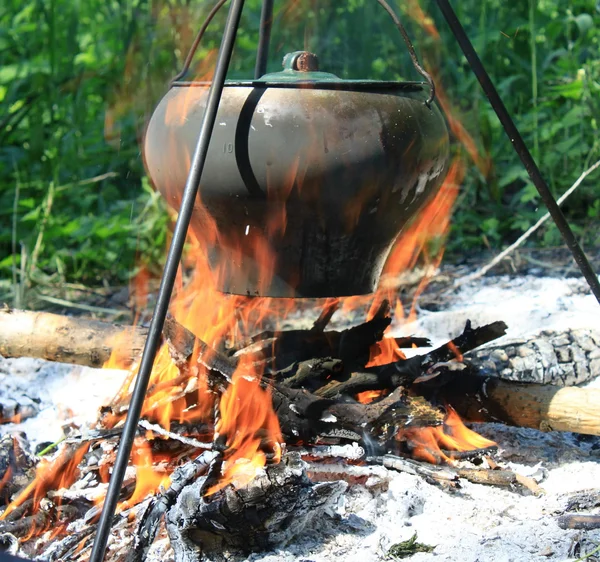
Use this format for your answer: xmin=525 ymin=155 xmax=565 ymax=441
xmin=0 ymin=308 xmax=147 ymax=368
xmin=432 ymin=373 xmax=600 ymax=437
xmin=557 ymin=514 xmax=600 ymax=531
xmin=311 ymin=298 xmax=340 ymax=332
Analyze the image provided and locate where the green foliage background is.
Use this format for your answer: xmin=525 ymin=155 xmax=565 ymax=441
xmin=1 ymin=0 xmax=599 ymax=298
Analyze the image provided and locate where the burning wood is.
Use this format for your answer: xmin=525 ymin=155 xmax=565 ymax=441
xmin=1 ymin=298 xmax=599 ymax=560
xmin=165 ymin=453 xmax=345 ymax=561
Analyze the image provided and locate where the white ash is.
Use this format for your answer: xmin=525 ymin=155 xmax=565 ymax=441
xmin=238 ymin=426 xmax=600 ymax=562
xmin=0 ymin=356 xmax=127 ymax=447
xmin=397 ymin=275 xmax=598 ymax=347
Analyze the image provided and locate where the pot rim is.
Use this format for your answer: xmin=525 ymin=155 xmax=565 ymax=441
xmin=170 ymin=79 xmax=426 ymax=93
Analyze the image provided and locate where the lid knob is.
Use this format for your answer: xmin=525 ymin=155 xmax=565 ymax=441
xmin=282 ymin=51 xmax=319 ymax=72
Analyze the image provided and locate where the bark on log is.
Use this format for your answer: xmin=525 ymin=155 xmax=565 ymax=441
xmin=0 ymin=308 xmax=147 ymax=368
xmin=466 ymin=327 xmax=600 ymax=386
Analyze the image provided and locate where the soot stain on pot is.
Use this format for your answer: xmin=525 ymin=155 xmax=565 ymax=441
xmin=145 ymin=82 xmax=450 ymax=297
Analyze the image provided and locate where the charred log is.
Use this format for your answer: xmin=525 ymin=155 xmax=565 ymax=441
xmin=230 ymin=300 xmax=392 ymax=371
xmin=467 ymin=327 xmax=600 ymax=386
xmin=314 ymin=320 xmax=508 ymax=398
xmin=166 ymin=453 xmax=345 ymax=560
xmin=0 ymin=503 xmax=78 ymax=539
xmin=128 ymin=451 xmax=217 ymax=562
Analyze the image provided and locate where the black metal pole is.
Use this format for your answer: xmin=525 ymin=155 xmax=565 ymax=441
xmin=435 ymin=0 xmax=600 ymax=305
xmin=88 ymin=1 xmax=246 ymax=560
xmin=254 ymin=0 xmax=274 ymax=78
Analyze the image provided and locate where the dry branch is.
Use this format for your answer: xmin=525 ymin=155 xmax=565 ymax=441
xmin=454 ymin=158 xmax=600 ymax=286
xmin=557 ymin=514 xmax=600 ymax=531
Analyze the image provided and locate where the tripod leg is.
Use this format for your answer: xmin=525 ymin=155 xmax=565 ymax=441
xmin=435 ymin=0 xmax=600 ymax=304
xmin=88 ymin=1 xmax=247 ymax=560
xmin=255 ymin=0 xmax=274 ymax=79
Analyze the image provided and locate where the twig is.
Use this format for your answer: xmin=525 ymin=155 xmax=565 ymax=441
xmin=34 ymin=294 xmax=126 ymax=316
xmin=376 ymin=454 xmax=457 ymax=481
xmin=573 ymin=542 xmax=600 ymax=562
xmin=558 ymin=514 xmax=600 ymax=531
xmin=137 ymin=420 xmax=212 ymax=450
xmin=311 ymin=298 xmax=340 ymax=332
xmin=54 ymin=172 xmax=119 ymax=193
xmin=453 ymin=159 xmax=600 ymax=287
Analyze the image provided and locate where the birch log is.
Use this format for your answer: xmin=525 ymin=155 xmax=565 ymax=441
xmin=434 ymin=374 xmax=600 ymax=436
xmin=0 ymin=308 xmax=147 ymax=368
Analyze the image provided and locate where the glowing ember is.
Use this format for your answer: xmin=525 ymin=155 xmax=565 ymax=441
xmin=396 ymin=407 xmax=496 ymax=464
xmin=355 ymin=389 xmax=389 ymax=404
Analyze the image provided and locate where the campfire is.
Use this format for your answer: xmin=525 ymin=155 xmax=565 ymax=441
xmin=2 ymin=2 xmax=600 ymax=560
xmin=2 ymin=210 xmax=600 ymax=561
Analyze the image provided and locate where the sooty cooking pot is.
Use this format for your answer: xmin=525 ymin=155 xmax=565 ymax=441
xmin=144 ymin=51 xmax=450 ymax=298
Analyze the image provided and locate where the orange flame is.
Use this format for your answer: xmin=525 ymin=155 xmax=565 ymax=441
xmin=355 ymin=389 xmax=389 ymax=404
xmin=118 ymin=439 xmax=171 ymax=511
xmin=366 ymin=337 xmax=406 ymax=367
xmin=0 ymin=466 xmax=12 ymax=502
xmin=396 ymin=407 xmax=496 ymax=464
xmin=207 ymin=355 xmax=282 ymax=495
xmin=405 ymin=0 xmax=441 ymax=41
xmin=0 ymin=444 xmax=89 ymax=529
xmin=95 ymin=0 xmax=487 ymax=514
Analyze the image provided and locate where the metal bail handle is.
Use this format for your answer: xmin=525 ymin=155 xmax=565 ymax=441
xmin=376 ymin=0 xmax=435 ymax=106
xmin=173 ymin=1 xmax=436 ymax=105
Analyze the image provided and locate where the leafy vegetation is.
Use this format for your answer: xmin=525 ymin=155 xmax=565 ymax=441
xmin=387 ymin=532 xmax=435 ymax=558
xmin=1 ymin=0 xmax=599 ymax=301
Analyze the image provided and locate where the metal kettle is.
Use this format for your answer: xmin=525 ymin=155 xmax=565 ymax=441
xmin=144 ymin=51 xmax=449 ymax=298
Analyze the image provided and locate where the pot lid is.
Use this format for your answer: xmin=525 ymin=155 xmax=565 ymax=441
xmin=257 ymin=51 xmax=341 ymax=83
xmin=172 ymin=51 xmax=425 ymax=92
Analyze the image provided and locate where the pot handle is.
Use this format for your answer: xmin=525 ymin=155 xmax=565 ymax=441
xmin=376 ymin=0 xmax=435 ymax=107
xmin=170 ymin=0 xmax=436 ymax=107
xmin=170 ymin=0 xmax=228 ymax=86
